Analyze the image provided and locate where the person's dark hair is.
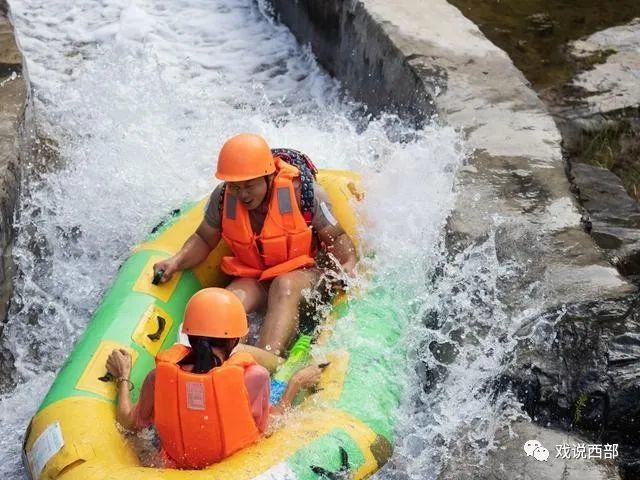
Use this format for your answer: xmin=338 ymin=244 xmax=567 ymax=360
xmin=187 ymin=335 xmax=239 ymax=374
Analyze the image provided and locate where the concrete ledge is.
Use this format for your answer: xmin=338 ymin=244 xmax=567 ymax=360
xmin=268 ymin=0 xmax=635 ymax=328
xmin=268 ymin=0 xmax=636 ymax=317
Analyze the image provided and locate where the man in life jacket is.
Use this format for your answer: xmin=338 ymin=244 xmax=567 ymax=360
xmin=153 ymin=133 xmax=357 ymax=364
xmin=105 ymin=288 xmax=322 ymax=469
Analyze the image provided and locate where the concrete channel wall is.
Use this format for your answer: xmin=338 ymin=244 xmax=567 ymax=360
xmin=267 ymin=0 xmax=434 ymax=122
xmin=268 ymin=0 xmax=637 ymax=478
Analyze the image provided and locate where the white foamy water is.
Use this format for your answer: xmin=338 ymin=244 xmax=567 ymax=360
xmin=0 ymin=1 xmax=499 ymax=479
xmin=373 ymin=234 xmax=534 ymax=480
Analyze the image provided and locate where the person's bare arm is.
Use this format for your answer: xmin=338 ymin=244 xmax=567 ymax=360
xmin=270 ymin=364 xmax=322 ymax=416
xmin=153 ymin=220 xmax=221 ymax=283
xmin=106 ymin=349 xmax=139 ymax=431
xmin=234 ymin=344 xmax=284 ymax=373
xmin=114 ymin=381 xmax=137 ymax=430
xmin=317 ymin=224 xmax=357 ymax=275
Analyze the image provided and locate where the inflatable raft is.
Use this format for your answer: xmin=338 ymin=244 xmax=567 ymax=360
xmin=22 ymin=170 xmax=406 ymax=480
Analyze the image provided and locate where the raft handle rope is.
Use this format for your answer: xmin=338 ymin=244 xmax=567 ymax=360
xmin=150 ymin=208 xmax=182 ymax=234
xmin=147 ymin=315 xmax=166 ymax=342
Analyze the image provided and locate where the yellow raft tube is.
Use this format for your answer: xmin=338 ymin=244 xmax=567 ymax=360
xmin=22 ymin=170 xmax=406 ymax=480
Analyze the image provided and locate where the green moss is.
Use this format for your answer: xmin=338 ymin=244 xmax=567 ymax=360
xmin=573 ymin=392 xmax=588 ymax=425
xmin=581 ymin=48 xmax=617 ymax=67
xmin=574 ymin=117 xmax=640 ymax=200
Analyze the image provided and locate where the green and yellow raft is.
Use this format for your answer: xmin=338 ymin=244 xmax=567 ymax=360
xmin=22 ymin=170 xmax=406 ymax=480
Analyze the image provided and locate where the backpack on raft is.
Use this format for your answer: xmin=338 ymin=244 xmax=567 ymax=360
xmin=218 ymin=148 xmax=318 ymax=226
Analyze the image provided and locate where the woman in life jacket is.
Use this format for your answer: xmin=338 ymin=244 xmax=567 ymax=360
xmin=152 ymin=133 xmax=357 ymax=367
xmin=105 ymin=288 xmax=322 ymax=469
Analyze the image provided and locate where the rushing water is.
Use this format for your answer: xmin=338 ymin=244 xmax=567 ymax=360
xmin=0 ymin=1 xmax=526 ymax=479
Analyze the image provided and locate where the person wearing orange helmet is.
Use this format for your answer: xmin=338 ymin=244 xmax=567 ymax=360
xmin=105 ymin=288 xmax=321 ymax=469
xmin=153 ymin=133 xmax=357 ymax=365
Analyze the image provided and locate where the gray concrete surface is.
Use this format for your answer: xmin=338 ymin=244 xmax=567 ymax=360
xmin=269 ymin=0 xmax=633 ymax=304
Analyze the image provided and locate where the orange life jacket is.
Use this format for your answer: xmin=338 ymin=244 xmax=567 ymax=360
xmin=154 ymin=345 xmax=259 ymax=469
xmin=220 ymin=157 xmax=315 ymax=281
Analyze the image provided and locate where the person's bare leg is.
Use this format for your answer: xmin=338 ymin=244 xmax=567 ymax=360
xmin=226 ymin=277 xmax=268 ymax=345
xmin=226 ymin=277 xmax=267 ymax=314
xmin=256 ymin=269 xmax=320 ymax=357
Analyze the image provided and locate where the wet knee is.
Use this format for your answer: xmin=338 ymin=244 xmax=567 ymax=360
xmin=227 ymin=279 xmax=264 ymax=312
xmin=270 ymin=274 xmax=302 ymax=300
xmin=228 ymin=287 xmax=246 ymax=303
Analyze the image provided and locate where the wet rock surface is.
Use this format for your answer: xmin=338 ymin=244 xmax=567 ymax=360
xmin=501 ymin=296 xmax=640 ymax=476
xmin=557 ymin=19 xmax=640 ymax=305
xmin=553 ymin=19 xmax=640 ymax=191
xmin=441 ymin=420 xmax=622 ymax=480
xmin=0 ymin=0 xmax=29 ymax=337
xmin=569 ymin=163 xmax=640 ymax=276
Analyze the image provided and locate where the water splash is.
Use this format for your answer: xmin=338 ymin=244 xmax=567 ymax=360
xmin=3 ymin=0 xmax=463 ymax=478
xmin=374 ymin=232 xmax=538 ymax=479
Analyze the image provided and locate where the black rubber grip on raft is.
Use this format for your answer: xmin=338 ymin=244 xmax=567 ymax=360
xmin=152 ymin=269 xmax=164 ymax=286
xmin=150 ymin=208 xmax=182 ymax=234
xmin=310 ymin=447 xmax=350 ymax=479
xmin=147 ymin=316 xmax=166 ymax=342
xmin=98 ymin=372 xmax=114 ymax=382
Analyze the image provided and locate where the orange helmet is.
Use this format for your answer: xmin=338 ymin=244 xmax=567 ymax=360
xmin=182 ymin=288 xmax=248 ymax=338
xmin=215 ymin=133 xmax=275 ymax=181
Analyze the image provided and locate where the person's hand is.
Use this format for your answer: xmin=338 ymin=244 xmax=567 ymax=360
xmin=290 ymin=364 xmax=322 ymax=389
xmin=152 ymin=257 xmax=179 ymax=284
xmin=106 ymin=349 xmax=132 ymax=379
